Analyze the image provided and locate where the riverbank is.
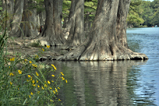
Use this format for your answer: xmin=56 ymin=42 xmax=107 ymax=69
xmin=4 ymin=37 xmax=68 ymax=61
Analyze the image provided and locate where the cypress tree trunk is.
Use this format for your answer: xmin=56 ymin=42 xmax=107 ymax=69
xmin=84 ymin=13 xmax=89 ymax=31
xmin=53 ymin=0 xmax=65 ymax=44
xmin=19 ymin=0 xmax=29 ymax=37
xmin=66 ymin=0 xmax=75 ymax=31
xmin=39 ymin=10 xmax=45 ymax=26
xmin=28 ymin=0 xmax=39 ymax=38
xmin=19 ymin=0 xmax=38 ymax=37
xmin=66 ymin=0 xmax=85 ymax=46
xmin=10 ymin=0 xmax=24 ymax=36
xmin=57 ymin=0 xmax=148 ymax=61
xmin=42 ymin=0 xmax=64 ymax=45
xmin=116 ymin=0 xmax=130 ymax=48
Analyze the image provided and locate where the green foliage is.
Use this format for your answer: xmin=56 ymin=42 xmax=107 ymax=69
xmin=127 ymin=0 xmax=144 ymax=27
xmin=62 ymin=0 xmax=72 ymax=19
xmin=127 ymin=0 xmax=159 ymax=27
xmin=84 ymin=0 xmax=97 ymax=21
xmin=62 ymin=0 xmax=98 ymax=22
xmin=27 ymin=0 xmax=45 ymax=14
xmin=0 ymin=4 xmax=8 ymax=50
xmin=151 ymin=0 xmax=159 ymax=26
xmin=0 ymin=44 xmax=67 ymax=105
xmin=140 ymin=1 xmax=154 ymax=27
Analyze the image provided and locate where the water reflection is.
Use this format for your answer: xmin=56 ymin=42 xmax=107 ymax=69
xmin=43 ymin=28 xmax=159 ymax=106
xmin=47 ymin=60 xmax=149 ymax=106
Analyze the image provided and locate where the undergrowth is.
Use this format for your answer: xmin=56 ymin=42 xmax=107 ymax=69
xmin=0 ymin=31 xmax=67 ymax=106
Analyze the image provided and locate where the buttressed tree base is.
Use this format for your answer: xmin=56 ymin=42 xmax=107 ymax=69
xmin=57 ymin=0 xmax=148 ymax=61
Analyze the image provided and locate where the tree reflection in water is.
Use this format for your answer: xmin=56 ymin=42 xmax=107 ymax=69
xmin=47 ymin=60 xmax=149 ymax=106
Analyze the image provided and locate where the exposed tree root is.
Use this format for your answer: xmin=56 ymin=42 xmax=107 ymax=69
xmin=57 ymin=43 xmax=148 ymax=61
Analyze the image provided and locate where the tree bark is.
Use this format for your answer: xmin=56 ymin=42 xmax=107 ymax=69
xmin=5 ymin=0 xmax=14 ymax=30
xmin=39 ymin=10 xmax=45 ymax=26
xmin=66 ymin=0 xmax=85 ymax=46
xmin=57 ymin=0 xmax=148 ymax=61
xmin=19 ymin=0 xmax=29 ymax=37
xmin=53 ymin=0 xmax=65 ymax=44
xmin=28 ymin=1 xmax=39 ymax=38
xmin=42 ymin=0 xmax=64 ymax=45
xmin=10 ymin=0 xmax=24 ymax=36
xmin=18 ymin=0 xmax=38 ymax=37
xmin=116 ymin=0 xmax=130 ymax=48
xmin=66 ymin=0 xmax=75 ymax=31
xmin=84 ymin=13 xmax=89 ymax=31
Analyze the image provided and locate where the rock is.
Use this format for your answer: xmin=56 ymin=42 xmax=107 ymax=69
xmin=40 ymin=40 xmax=49 ymax=46
xmin=39 ymin=57 xmax=47 ymax=61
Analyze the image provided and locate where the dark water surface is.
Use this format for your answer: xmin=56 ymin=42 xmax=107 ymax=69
xmin=50 ymin=27 xmax=159 ymax=106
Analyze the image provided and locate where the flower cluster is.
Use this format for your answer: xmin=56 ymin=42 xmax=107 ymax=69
xmin=10 ymin=57 xmax=15 ymax=61
xmin=2 ymin=45 xmax=68 ymax=105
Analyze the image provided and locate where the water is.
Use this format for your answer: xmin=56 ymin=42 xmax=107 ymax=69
xmin=50 ymin=27 xmax=159 ymax=106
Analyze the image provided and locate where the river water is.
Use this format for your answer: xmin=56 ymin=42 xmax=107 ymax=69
xmin=49 ymin=27 xmax=159 ymax=106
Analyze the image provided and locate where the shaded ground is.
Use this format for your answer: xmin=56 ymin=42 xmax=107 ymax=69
xmin=4 ymin=37 xmax=67 ymax=60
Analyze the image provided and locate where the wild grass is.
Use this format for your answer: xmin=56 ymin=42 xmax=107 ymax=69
xmin=0 ymin=34 xmax=67 ymax=106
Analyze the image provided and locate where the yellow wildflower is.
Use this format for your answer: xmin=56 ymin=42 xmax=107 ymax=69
xmin=53 ymin=90 xmax=55 ymax=94
xmin=32 ymin=64 xmax=37 ymax=68
xmin=24 ymin=59 xmax=27 ymax=62
xmin=10 ymin=82 xmax=12 ymax=85
xmin=9 ymin=66 xmax=10 ymax=68
xmin=28 ymin=75 xmax=31 ymax=78
xmin=60 ymin=72 xmax=64 ymax=76
xmin=35 ymin=55 xmax=38 ymax=59
xmin=51 ymin=74 xmax=55 ymax=77
xmin=47 ymin=81 xmax=50 ymax=84
xmin=29 ymin=61 xmax=32 ymax=64
xmin=58 ymin=87 xmax=60 ymax=89
xmin=51 ymin=64 xmax=57 ymax=70
xmin=29 ymin=95 xmax=31 ymax=98
xmin=38 ymin=85 xmax=40 ymax=88
xmin=44 ymin=84 xmax=48 ymax=87
xmin=10 ymin=57 xmax=15 ymax=61
xmin=51 ymin=80 xmax=54 ymax=82
xmin=42 ymin=86 xmax=44 ymax=90
xmin=9 ymin=73 xmax=14 ymax=76
xmin=42 ymin=48 xmax=44 ymax=51
xmin=65 ymin=79 xmax=68 ymax=83
xmin=50 ymin=87 xmax=52 ymax=89
xmin=58 ymin=99 xmax=61 ymax=101
xmin=46 ymin=45 xmax=50 ymax=48
xmin=18 ymin=70 xmax=22 ymax=74
xmin=32 ymin=80 xmax=35 ymax=84
xmin=61 ymin=77 xmax=65 ymax=80
xmin=36 ymin=71 xmax=39 ymax=76
xmin=36 ymin=80 xmax=38 ymax=83
xmin=32 ymin=84 xmax=35 ymax=86
xmin=31 ymin=92 xmax=33 ymax=95
xmin=55 ymin=88 xmax=58 ymax=92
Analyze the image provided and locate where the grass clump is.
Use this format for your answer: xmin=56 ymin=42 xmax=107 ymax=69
xmin=0 ymin=35 xmax=67 ymax=105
